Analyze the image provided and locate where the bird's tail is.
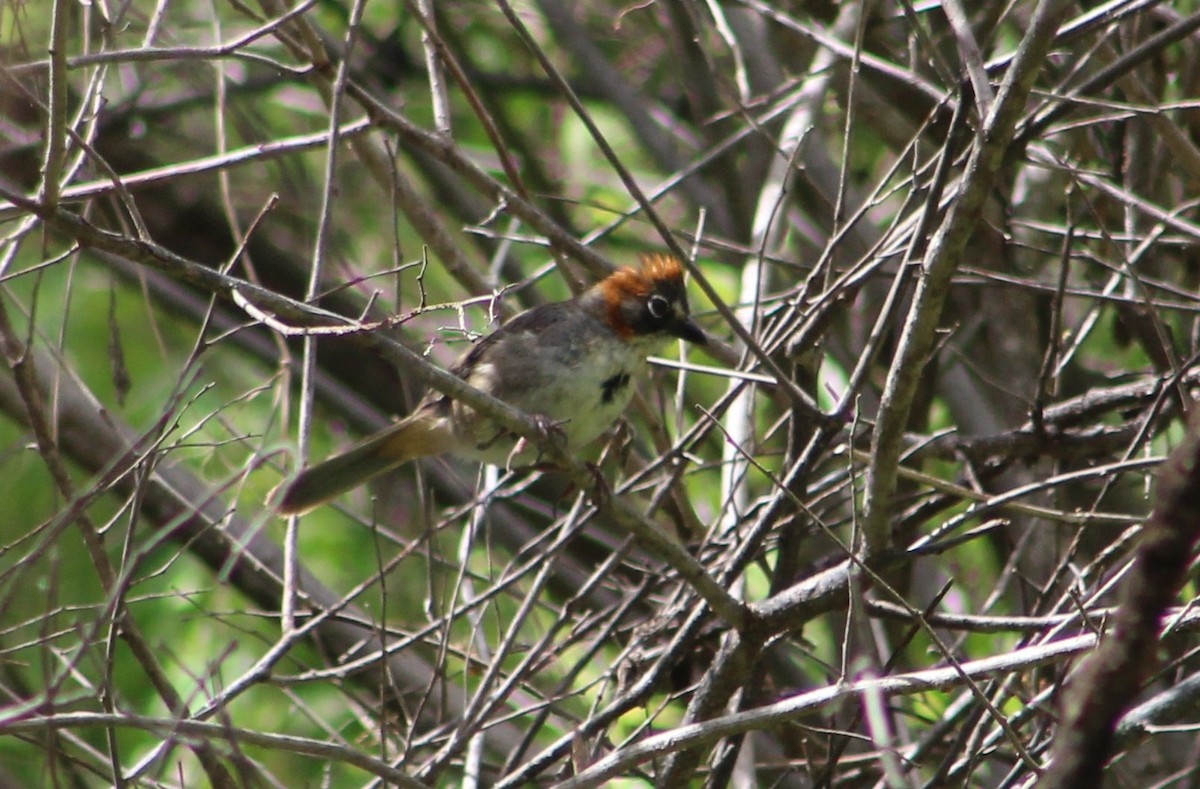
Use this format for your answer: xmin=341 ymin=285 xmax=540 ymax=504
xmin=276 ymin=412 xmax=452 ymax=515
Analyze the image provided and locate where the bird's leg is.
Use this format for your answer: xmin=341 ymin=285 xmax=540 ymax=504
xmin=583 ymin=461 xmax=611 ymax=507
xmin=507 ymin=414 xmax=569 ymax=467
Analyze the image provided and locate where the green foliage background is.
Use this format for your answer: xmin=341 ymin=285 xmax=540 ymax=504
xmin=2 ymin=0 xmax=1199 ymax=786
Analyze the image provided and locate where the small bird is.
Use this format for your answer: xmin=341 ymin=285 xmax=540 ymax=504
xmin=277 ymin=253 xmax=706 ymax=515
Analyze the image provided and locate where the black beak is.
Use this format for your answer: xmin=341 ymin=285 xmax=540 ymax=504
xmin=674 ymin=316 xmax=708 ymax=345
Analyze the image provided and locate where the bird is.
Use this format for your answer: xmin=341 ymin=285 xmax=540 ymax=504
xmin=277 ymin=253 xmax=707 ymax=515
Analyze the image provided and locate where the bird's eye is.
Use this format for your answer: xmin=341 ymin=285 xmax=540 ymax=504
xmin=648 ymin=294 xmax=670 ymax=319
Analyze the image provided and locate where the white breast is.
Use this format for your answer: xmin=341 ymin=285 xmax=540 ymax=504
xmin=450 ymin=320 xmax=651 ymax=467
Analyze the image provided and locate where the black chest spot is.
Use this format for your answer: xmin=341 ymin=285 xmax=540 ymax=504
xmin=601 ymin=371 xmax=632 ymax=405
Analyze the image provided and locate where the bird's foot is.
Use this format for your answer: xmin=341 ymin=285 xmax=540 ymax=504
xmin=509 ymin=415 xmax=569 ymax=466
xmin=584 ymin=461 xmax=611 ymax=507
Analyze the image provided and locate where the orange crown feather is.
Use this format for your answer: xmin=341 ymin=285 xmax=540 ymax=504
xmin=638 ymin=252 xmax=685 ymax=283
xmin=601 ymin=253 xmax=685 ymax=298
xmin=596 ymin=253 xmax=686 ymax=338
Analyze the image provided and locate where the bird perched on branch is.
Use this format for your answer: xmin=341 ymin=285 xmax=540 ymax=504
xmin=277 ymin=253 xmax=707 ymax=515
